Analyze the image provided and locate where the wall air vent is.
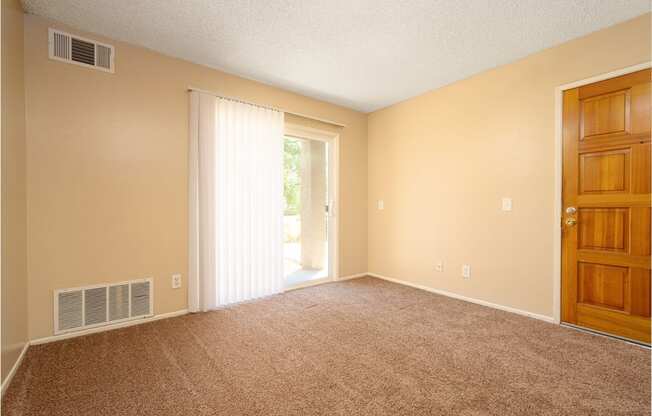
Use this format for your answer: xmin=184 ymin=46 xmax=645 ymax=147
xmin=54 ymin=278 xmax=153 ymax=335
xmin=48 ymin=28 xmax=114 ymax=73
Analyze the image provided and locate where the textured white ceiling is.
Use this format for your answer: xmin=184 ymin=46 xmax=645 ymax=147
xmin=22 ymin=0 xmax=650 ymax=112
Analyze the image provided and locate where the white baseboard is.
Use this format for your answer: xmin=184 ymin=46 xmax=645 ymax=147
xmin=285 ymin=272 xmax=367 ymax=292
xmin=30 ymin=309 xmax=189 ymax=346
xmin=285 ymin=277 xmax=333 ymax=291
xmin=1 ymin=342 xmax=29 ymax=397
xmin=337 ymin=273 xmax=367 ymax=281
xmin=368 ymin=272 xmax=555 ymax=324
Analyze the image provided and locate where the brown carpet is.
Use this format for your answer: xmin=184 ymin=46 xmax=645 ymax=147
xmin=2 ymin=276 xmax=650 ymax=415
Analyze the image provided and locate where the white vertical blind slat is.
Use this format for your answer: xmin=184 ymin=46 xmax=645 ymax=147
xmin=189 ymin=93 xmax=284 ymax=311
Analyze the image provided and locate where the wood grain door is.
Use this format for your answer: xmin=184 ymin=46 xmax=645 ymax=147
xmin=561 ymin=69 xmax=651 ymax=344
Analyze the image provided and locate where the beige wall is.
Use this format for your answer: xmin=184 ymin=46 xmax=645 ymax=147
xmin=16 ymin=9 xmax=650 ymax=340
xmin=24 ymin=14 xmax=367 ymax=340
xmin=367 ymin=14 xmax=651 ymax=318
xmin=1 ymin=0 xmax=27 ymax=383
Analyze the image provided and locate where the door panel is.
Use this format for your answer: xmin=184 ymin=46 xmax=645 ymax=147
xmin=577 ymin=208 xmax=628 ymax=252
xmin=562 ymin=69 xmax=651 ymax=344
xmin=579 ymin=149 xmax=629 ymax=193
xmin=631 ymin=142 xmax=650 ymax=193
xmin=580 ymin=90 xmax=628 ymax=139
xmin=578 ymin=262 xmax=627 ymax=310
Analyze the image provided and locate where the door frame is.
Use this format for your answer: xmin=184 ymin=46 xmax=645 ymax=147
xmin=284 ymin=123 xmax=340 ymax=286
xmin=552 ymin=61 xmax=652 ymax=324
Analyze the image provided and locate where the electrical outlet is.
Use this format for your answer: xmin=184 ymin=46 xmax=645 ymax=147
xmin=435 ymin=261 xmax=443 ymax=272
xmin=172 ymin=274 xmax=182 ymax=289
xmin=501 ymin=197 xmax=512 ymax=211
xmin=462 ymin=264 xmax=471 ymax=279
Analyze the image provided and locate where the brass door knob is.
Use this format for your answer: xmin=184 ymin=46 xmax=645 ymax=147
xmin=565 ymin=218 xmax=577 ymax=226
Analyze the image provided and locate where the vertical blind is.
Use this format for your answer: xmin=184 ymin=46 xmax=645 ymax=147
xmin=189 ymin=91 xmax=285 ymax=311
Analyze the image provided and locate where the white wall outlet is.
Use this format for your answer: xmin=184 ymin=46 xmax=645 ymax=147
xmin=435 ymin=261 xmax=444 ymax=272
xmin=462 ymin=264 xmax=471 ymax=279
xmin=501 ymin=197 xmax=512 ymax=211
xmin=377 ymin=200 xmax=384 ymax=210
xmin=172 ymin=274 xmax=182 ymax=289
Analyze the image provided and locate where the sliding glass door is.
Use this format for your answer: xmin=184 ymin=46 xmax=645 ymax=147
xmin=283 ymin=135 xmax=331 ymax=287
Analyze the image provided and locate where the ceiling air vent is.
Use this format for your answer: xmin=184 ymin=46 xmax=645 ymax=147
xmin=54 ymin=278 xmax=152 ymax=335
xmin=48 ymin=28 xmax=114 ymax=73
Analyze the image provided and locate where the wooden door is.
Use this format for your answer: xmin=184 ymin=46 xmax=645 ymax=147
xmin=561 ymin=69 xmax=651 ymax=344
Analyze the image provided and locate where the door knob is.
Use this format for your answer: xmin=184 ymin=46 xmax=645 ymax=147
xmin=565 ymin=206 xmax=577 ymax=215
xmin=565 ymin=218 xmax=577 ymax=226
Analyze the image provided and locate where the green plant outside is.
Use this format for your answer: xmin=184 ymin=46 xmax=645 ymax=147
xmin=284 ymin=137 xmax=301 ymax=216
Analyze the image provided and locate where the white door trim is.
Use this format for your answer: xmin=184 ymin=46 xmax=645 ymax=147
xmin=284 ymin=123 xmax=340 ymax=283
xmin=552 ymin=61 xmax=652 ymax=324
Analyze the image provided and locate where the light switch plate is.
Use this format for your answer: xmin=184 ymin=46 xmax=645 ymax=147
xmin=501 ymin=197 xmax=512 ymax=211
xmin=377 ymin=200 xmax=384 ymax=210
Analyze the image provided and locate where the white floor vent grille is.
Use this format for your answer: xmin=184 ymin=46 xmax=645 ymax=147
xmin=54 ymin=279 xmax=153 ymax=334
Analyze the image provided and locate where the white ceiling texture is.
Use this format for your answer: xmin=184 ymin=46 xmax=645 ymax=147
xmin=22 ymin=0 xmax=651 ymax=112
